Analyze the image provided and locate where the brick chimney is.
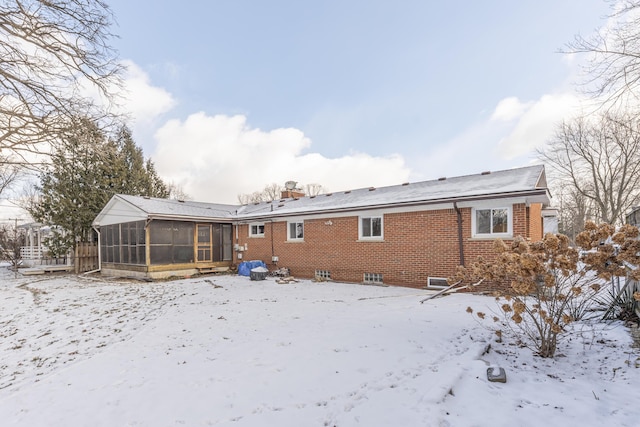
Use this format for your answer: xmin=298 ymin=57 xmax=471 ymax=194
xmin=281 ymin=181 xmax=305 ymax=199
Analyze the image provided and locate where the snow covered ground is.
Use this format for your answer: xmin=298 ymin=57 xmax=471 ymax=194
xmin=0 ymin=263 xmax=638 ymax=426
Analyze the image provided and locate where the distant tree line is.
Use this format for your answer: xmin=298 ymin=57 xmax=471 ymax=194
xmin=541 ymin=0 xmax=640 ymax=237
xmin=238 ymin=183 xmax=327 ymax=204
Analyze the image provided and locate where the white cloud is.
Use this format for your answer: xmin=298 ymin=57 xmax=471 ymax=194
xmin=152 ymin=113 xmax=411 ymax=204
xmin=491 ymin=97 xmax=533 ymax=122
xmin=495 ymin=93 xmax=585 ymax=159
xmin=117 ymin=60 xmax=176 ymax=126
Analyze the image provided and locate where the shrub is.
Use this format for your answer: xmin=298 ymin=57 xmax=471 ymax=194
xmin=457 ymin=223 xmax=640 ymax=358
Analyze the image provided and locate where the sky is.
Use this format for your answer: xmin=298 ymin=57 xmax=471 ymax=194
xmin=0 ymin=0 xmax=616 ymax=219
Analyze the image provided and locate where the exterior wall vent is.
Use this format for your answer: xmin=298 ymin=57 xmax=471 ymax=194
xmin=427 ymin=277 xmax=449 ymax=290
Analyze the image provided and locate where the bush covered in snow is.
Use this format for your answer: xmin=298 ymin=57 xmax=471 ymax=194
xmin=458 ymin=222 xmax=640 ymax=358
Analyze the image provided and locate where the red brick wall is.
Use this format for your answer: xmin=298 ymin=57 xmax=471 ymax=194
xmin=234 ymin=202 xmax=542 ymax=288
xmin=528 ymin=203 xmax=543 ymax=241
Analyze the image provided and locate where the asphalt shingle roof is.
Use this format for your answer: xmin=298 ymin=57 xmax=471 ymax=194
xmin=109 ymin=164 xmax=548 ymax=222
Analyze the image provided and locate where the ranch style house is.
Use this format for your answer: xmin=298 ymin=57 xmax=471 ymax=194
xmin=92 ymin=164 xmax=553 ymax=288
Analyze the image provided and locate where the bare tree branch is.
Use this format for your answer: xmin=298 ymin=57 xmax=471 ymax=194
xmin=0 ymin=0 xmax=123 ymax=182
xmin=566 ymin=0 xmax=640 ymax=108
xmin=539 ymin=112 xmax=640 ymax=225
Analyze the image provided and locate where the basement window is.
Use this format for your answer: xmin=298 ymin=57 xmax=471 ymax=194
xmin=427 ymin=277 xmax=449 ymax=290
xmin=427 ymin=277 xmax=449 ymax=289
xmin=249 ymin=223 xmax=265 ymax=237
xmin=315 ymin=270 xmax=331 ymax=281
xmin=363 ymin=272 xmax=383 ymax=285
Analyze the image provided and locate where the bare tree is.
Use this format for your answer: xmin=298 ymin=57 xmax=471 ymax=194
xmin=0 ymin=221 xmax=25 ymax=270
xmin=0 ymin=156 xmax=20 ymax=195
xmin=238 ymin=183 xmax=284 ymax=204
xmin=552 ymin=181 xmax=594 ymax=243
xmin=166 ymin=182 xmax=191 ymax=201
xmin=302 ymin=183 xmax=327 ymax=196
xmin=539 ymin=112 xmax=640 ymax=225
xmin=0 ymin=0 xmax=122 ymax=173
xmin=567 ymin=1 xmax=640 ymax=107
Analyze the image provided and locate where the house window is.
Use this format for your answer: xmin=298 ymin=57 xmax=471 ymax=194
xmin=363 ymin=272 xmax=383 ymax=285
xmin=288 ymin=221 xmax=304 ymax=240
xmin=359 ymin=216 xmax=383 ymax=240
xmin=427 ymin=277 xmax=449 ymax=290
xmin=249 ymin=223 xmax=265 ymax=237
xmin=315 ymin=270 xmax=331 ymax=281
xmin=472 ymin=207 xmax=511 ymax=237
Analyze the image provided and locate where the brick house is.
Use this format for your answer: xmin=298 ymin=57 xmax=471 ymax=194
xmin=92 ymin=164 xmax=552 ymax=287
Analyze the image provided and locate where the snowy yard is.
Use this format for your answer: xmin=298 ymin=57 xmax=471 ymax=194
xmin=0 ymin=264 xmax=638 ymax=426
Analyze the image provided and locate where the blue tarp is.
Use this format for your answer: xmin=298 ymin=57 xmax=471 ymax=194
xmin=237 ymin=260 xmax=267 ymax=276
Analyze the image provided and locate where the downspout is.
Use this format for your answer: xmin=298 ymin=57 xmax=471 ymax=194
xmin=270 ymin=220 xmax=275 ymax=261
xmin=83 ymin=226 xmax=102 ymax=275
xmin=453 ymin=202 xmax=465 ymax=267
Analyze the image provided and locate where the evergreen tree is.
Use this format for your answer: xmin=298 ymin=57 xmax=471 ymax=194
xmin=28 ymin=119 xmax=168 ymax=253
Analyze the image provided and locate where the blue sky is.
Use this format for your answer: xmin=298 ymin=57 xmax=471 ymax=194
xmin=100 ymin=0 xmax=610 ymax=203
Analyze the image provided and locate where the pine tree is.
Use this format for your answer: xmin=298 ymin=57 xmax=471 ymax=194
xmin=29 ymin=118 xmax=168 ymax=253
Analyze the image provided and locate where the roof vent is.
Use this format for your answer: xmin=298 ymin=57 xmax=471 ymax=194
xmin=143 ymin=196 xmax=151 ymax=199
xmin=402 ymin=182 xmax=410 ymax=186
xmin=310 ymin=195 xmax=316 ymax=199
xmin=278 ymin=203 xmax=285 ymax=207
xmin=481 ymin=171 xmax=491 ymax=175
xmin=344 ymin=190 xmax=351 ymax=194
xmin=326 ymin=193 xmax=333 ymax=196
xmin=438 ymin=177 xmax=446 ymax=181
xmin=178 ymin=199 xmax=185 ymax=203
xmin=368 ymin=187 xmax=376 ymax=191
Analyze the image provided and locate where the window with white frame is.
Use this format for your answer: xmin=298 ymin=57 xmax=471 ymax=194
xmin=249 ymin=223 xmax=265 ymax=237
xmin=359 ymin=215 xmax=383 ymax=239
xmin=427 ymin=277 xmax=449 ymax=289
xmin=472 ymin=207 xmax=512 ymax=237
xmin=288 ymin=221 xmax=304 ymax=240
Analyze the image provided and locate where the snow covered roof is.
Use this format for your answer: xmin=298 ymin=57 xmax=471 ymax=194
xmin=93 ymin=165 xmax=550 ymax=226
xmin=93 ymin=194 xmax=238 ymax=226
xmin=236 ymin=164 xmax=549 ymax=219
